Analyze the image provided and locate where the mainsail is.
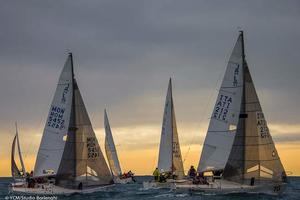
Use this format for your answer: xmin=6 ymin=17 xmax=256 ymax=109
xmin=11 ymin=123 xmax=26 ymax=179
xmin=34 ymin=55 xmax=74 ymax=177
xmin=158 ymin=78 xmax=184 ymax=179
xmin=198 ymin=33 xmax=244 ymax=172
xmin=55 ymin=54 xmax=113 ymax=189
xmin=223 ymin=32 xmax=286 ymax=184
xmin=104 ymin=110 xmax=122 ymax=177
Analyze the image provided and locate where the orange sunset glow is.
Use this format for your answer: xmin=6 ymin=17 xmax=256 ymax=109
xmin=1 ymin=123 xmax=299 ymax=177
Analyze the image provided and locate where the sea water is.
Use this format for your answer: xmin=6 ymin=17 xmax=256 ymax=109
xmin=1 ymin=176 xmax=299 ymax=200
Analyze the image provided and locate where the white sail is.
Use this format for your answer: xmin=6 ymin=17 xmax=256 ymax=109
xmin=104 ymin=110 xmax=122 ymax=176
xmin=158 ymin=80 xmax=173 ymax=172
xmin=11 ymin=123 xmax=26 ymax=178
xmin=198 ymin=35 xmax=244 ymax=172
xmin=34 ymin=55 xmax=73 ymax=177
xmin=158 ymin=79 xmax=184 ymax=178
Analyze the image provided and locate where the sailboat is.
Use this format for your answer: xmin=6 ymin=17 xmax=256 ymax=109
xmin=143 ymin=78 xmax=186 ymax=189
xmin=11 ymin=123 xmax=26 ymax=182
xmin=104 ymin=109 xmax=135 ymax=184
xmin=175 ymin=31 xmax=287 ymax=195
xmin=10 ymin=53 xmax=114 ymax=194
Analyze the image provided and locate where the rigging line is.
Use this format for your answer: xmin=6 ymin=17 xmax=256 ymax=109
xmin=182 ymin=61 xmax=227 ymax=165
xmin=24 ymin=63 xmax=67 ymax=164
xmin=150 ymin=141 xmax=159 ymax=173
xmin=23 ymin=86 xmax=53 ymax=167
xmin=182 ymin=146 xmax=190 ymax=163
xmin=23 ymin=111 xmax=44 ymax=160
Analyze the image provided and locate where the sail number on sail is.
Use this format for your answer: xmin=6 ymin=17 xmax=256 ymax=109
xmin=256 ymin=112 xmax=269 ymax=139
xmin=173 ymin=142 xmax=180 ymax=158
xmin=213 ymin=94 xmax=232 ymax=122
xmin=233 ymin=63 xmax=240 ymax=87
xmin=47 ymin=106 xmax=66 ymax=130
xmin=87 ymin=137 xmax=100 ymax=159
xmin=61 ymin=84 xmax=70 ymax=103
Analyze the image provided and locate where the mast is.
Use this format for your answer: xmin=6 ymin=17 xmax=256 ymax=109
xmin=69 ymin=52 xmax=75 ymax=79
xmin=69 ymin=52 xmax=77 ymax=179
xmin=240 ymin=30 xmax=247 ymax=181
xmin=240 ymin=31 xmax=245 ymax=62
xmin=170 ymin=78 xmax=174 ymax=174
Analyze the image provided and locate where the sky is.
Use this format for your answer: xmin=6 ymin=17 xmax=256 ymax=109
xmin=0 ymin=0 xmax=300 ymax=177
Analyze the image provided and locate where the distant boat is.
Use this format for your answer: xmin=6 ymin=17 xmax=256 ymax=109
xmin=10 ymin=53 xmax=114 ymax=194
xmin=104 ymin=109 xmax=135 ymax=184
xmin=176 ymin=31 xmax=287 ymax=195
xmin=143 ymin=78 xmax=186 ymax=189
xmin=11 ymin=123 xmax=26 ymax=181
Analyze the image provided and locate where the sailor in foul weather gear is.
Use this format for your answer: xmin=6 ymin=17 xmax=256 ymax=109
xmin=153 ymin=168 xmax=160 ymax=181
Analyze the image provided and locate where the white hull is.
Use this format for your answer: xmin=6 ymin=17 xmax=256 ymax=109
xmin=113 ymin=177 xmax=135 ymax=184
xmin=143 ymin=179 xmax=188 ymax=190
xmin=174 ymin=179 xmax=286 ymax=195
xmin=10 ymin=182 xmax=114 ymax=195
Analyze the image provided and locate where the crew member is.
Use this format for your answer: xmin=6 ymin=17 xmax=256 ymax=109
xmin=153 ymin=167 xmax=160 ymax=181
xmin=188 ymin=166 xmax=197 ymax=179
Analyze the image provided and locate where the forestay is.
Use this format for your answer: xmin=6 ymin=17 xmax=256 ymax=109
xmin=104 ymin=110 xmax=122 ymax=177
xmin=34 ymin=56 xmax=73 ymax=177
xmin=158 ymin=79 xmax=184 ymax=179
xmin=198 ymin=35 xmax=244 ymax=172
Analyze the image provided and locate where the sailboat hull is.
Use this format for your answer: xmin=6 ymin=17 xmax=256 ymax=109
xmin=10 ymin=181 xmax=114 ymax=195
xmin=113 ymin=177 xmax=135 ymax=184
xmin=142 ymin=179 xmax=188 ymax=190
xmin=174 ymin=179 xmax=286 ymax=195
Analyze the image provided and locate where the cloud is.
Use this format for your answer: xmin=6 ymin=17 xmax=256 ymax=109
xmin=0 ymin=0 xmax=300 ymax=176
xmin=269 ymin=124 xmax=300 ymax=135
xmin=267 ymin=123 xmax=300 ymax=143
